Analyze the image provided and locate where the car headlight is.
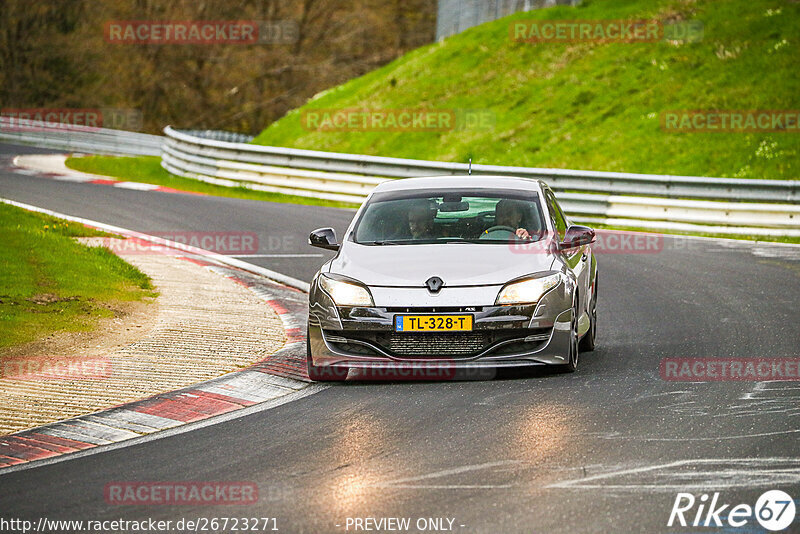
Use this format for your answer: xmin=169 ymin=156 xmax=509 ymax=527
xmin=495 ymin=273 xmax=562 ymax=305
xmin=319 ymin=275 xmax=374 ymax=307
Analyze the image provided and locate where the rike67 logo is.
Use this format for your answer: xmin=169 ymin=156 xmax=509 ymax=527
xmin=668 ymin=490 xmax=796 ymax=531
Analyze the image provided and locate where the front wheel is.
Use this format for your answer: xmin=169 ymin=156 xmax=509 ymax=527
xmin=558 ymin=300 xmax=580 ymax=373
xmin=306 ymin=327 xmax=348 ymax=382
xmin=579 ymin=277 xmax=597 ymax=352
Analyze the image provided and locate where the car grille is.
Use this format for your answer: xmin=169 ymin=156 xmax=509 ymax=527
xmin=324 ymin=328 xmax=551 ymax=359
xmin=386 ymin=332 xmax=487 ymax=356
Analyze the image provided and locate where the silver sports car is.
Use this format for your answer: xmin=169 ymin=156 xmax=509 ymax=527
xmin=306 ymin=175 xmax=598 ymax=381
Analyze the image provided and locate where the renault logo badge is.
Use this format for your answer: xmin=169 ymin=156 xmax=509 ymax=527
xmin=425 ymin=276 xmax=444 ymax=293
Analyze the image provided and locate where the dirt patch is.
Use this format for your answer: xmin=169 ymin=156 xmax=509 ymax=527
xmin=24 ymin=293 xmax=80 ymax=305
xmin=1 ymin=298 xmax=157 ymax=362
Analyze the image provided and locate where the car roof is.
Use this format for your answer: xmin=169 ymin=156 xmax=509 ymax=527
xmin=372 ymin=175 xmax=547 ymax=194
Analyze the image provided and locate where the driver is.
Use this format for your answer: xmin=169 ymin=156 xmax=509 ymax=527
xmin=486 ymin=199 xmax=532 ymax=240
xmin=407 ymin=200 xmax=441 ymax=239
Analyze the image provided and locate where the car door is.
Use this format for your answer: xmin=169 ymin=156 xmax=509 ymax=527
xmin=545 ymin=188 xmax=590 ymax=319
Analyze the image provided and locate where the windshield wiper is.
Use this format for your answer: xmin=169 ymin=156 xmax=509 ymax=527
xmin=439 ymin=237 xmax=474 ymax=243
xmin=361 ymin=240 xmax=412 ymax=245
xmin=361 ymin=237 xmax=507 ymax=245
xmin=439 ymin=237 xmax=507 ymax=243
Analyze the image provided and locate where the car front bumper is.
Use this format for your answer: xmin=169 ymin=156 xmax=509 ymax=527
xmin=308 ymin=277 xmax=575 ymax=371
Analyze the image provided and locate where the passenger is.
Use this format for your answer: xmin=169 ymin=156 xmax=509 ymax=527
xmin=374 ymin=203 xmax=408 ymax=240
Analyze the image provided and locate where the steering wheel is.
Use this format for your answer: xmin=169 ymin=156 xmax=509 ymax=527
xmin=484 ymin=225 xmax=517 ymax=234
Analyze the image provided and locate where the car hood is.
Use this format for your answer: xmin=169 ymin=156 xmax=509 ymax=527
xmin=328 ymin=242 xmax=556 ymax=287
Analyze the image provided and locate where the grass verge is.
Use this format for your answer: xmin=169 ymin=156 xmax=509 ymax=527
xmin=0 ymin=202 xmax=157 ymax=350
xmin=65 ymin=155 xmax=360 ymax=209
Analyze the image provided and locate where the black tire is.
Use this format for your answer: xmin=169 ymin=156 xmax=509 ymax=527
xmin=306 ymin=327 xmax=348 ymax=382
xmin=579 ymin=277 xmax=597 ymax=352
xmin=559 ymin=299 xmax=580 ymax=373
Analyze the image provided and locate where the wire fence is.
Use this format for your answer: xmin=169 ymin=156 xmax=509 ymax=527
xmin=436 ymin=0 xmax=581 ymax=40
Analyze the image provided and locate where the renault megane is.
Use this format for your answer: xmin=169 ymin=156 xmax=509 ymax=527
xmin=306 ymin=176 xmax=598 ymax=381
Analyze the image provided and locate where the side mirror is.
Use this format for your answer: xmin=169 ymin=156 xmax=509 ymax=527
xmin=309 ymin=227 xmax=339 ymax=251
xmin=560 ymin=225 xmax=595 ymax=250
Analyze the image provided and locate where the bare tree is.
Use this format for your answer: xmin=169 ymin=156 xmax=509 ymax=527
xmin=0 ymin=0 xmax=435 ymax=134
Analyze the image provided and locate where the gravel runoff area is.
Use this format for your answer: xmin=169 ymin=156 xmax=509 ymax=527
xmin=0 ymin=237 xmax=287 ymax=435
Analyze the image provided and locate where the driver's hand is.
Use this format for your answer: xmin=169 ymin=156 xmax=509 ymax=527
xmin=516 ymin=228 xmax=531 ymax=240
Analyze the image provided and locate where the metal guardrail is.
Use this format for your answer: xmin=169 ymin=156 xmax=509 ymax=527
xmin=162 ymin=126 xmax=800 ymax=236
xmin=0 ymin=117 xmax=162 ymax=157
xmin=163 ymin=127 xmax=800 ymax=203
xmin=2 ymin=119 xmax=798 ymax=236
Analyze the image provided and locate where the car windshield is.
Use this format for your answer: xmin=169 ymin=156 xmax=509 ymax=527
xmin=352 ymin=190 xmax=546 ymax=245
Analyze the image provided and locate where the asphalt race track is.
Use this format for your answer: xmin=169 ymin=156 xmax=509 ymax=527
xmin=1 ymin=143 xmax=799 ymax=532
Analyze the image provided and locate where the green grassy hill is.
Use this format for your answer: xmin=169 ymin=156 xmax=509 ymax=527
xmin=253 ymin=0 xmax=799 ymax=180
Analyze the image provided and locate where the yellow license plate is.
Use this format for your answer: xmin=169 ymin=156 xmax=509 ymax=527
xmin=394 ymin=315 xmax=473 ymax=332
